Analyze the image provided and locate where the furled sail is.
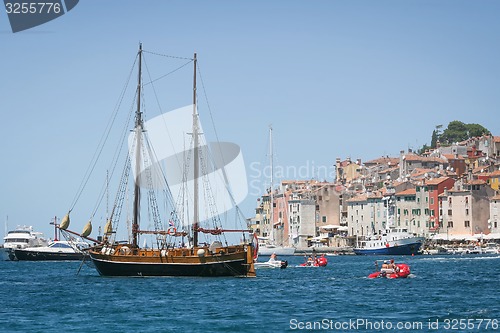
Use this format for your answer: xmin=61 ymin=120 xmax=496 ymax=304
xmin=81 ymin=220 xmax=92 ymax=237
xmin=104 ymin=219 xmax=112 ymax=235
xmin=60 ymin=214 xmax=70 ymax=230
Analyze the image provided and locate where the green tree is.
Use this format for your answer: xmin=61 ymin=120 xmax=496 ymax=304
xmin=439 ymin=120 xmax=490 ymax=145
xmin=465 ymin=123 xmax=491 ymax=137
xmin=430 ymin=130 xmax=438 ymax=148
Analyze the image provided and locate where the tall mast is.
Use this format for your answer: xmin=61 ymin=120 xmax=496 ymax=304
xmin=132 ymin=43 xmax=143 ymax=248
xmin=192 ymin=53 xmax=199 ymax=247
xmin=269 ymin=125 xmax=274 ymax=243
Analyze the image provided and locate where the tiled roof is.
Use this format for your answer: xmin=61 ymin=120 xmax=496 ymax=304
xmin=364 ymin=156 xmax=399 ymax=166
xmin=443 ymin=154 xmax=465 ymax=160
xmin=395 ymin=188 xmax=416 ymax=196
xmin=490 ymin=170 xmax=500 ymax=177
xmin=367 ymin=192 xmax=383 ymax=199
xmin=472 ymin=166 xmax=489 ymax=174
xmin=403 ymin=153 xmax=447 ymax=163
xmin=410 ymin=168 xmax=435 ymax=178
xmin=424 ymin=177 xmax=452 ymax=185
xmin=378 ymin=166 xmax=399 ymax=174
xmin=346 ymin=195 xmax=367 ymax=203
xmin=467 ymin=179 xmax=486 ymax=185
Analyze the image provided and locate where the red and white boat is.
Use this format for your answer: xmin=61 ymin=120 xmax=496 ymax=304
xmin=299 ymin=254 xmax=328 ymax=267
xmin=368 ymin=261 xmax=411 ymax=279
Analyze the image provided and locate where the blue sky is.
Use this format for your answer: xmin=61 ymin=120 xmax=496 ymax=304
xmin=1 ymin=1 xmax=499 ymax=239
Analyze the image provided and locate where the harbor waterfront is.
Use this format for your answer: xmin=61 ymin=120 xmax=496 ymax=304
xmin=1 ymin=254 xmax=499 ymax=333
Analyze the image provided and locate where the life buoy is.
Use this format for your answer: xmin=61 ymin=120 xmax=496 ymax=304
xmin=167 ymin=227 xmax=177 ymax=235
xmin=385 ymin=243 xmax=390 ymax=248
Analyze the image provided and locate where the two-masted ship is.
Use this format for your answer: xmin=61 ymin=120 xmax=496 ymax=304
xmin=60 ymin=44 xmax=255 ymax=277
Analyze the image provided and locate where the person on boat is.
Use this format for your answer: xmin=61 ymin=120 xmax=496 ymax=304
xmin=306 ymin=256 xmax=314 ymax=266
xmin=270 ymin=252 xmax=277 ymax=261
xmin=389 ymin=259 xmax=400 ymax=272
xmin=381 ymin=260 xmax=389 ymax=270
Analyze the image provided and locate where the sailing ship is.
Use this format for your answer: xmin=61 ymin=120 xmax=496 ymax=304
xmin=60 ymin=44 xmax=255 ymax=277
xmin=257 ymin=126 xmax=295 ymax=256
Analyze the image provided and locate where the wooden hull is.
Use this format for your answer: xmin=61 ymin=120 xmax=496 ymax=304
xmin=89 ymin=244 xmax=256 ymax=277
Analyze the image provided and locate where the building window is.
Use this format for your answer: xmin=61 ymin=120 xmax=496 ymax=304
xmin=465 ymin=220 xmax=470 ymax=228
xmin=322 ymin=216 xmax=327 ymax=223
xmin=465 ymin=208 xmax=469 ymax=216
xmin=448 ymin=221 xmax=454 ymax=228
xmin=448 ymin=209 xmax=452 ymax=216
xmin=430 ymin=198 xmax=434 ymax=205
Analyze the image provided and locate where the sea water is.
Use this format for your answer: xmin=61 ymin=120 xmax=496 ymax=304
xmin=0 ymin=254 xmax=499 ymax=333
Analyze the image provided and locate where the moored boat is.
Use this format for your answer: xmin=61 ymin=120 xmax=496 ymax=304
xmin=256 ymin=127 xmax=295 ymax=257
xmin=257 ymin=237 xmax=295 ymax=256
xmin=14 ymin=240 xmax=89 ymax=261
xmin=483 ymin=242 xmax=500 ymax=254
xmin=353 ymin=228 xmax=424 ymax=256
xmin=1 ymin=225 xmax=48 ymax=260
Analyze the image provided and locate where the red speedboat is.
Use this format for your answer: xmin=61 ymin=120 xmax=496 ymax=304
xmin=368 ymin=262 xmax=411 ymax=279
xmin=299 ymin=254 xmax=328 ymax=267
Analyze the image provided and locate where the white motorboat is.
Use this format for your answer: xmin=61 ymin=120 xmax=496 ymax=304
xmin=483 ymin=243 xmax=499 ymax=254
xmin=14 ymin=240 xmax=89 ymax=261
xmin=1 ymin=226 xmax=48 ymax=260
xmin=254 ymin=254 xmax=288 ymax=269
xmin=257 ymin=237 xmax=296 ymax=256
